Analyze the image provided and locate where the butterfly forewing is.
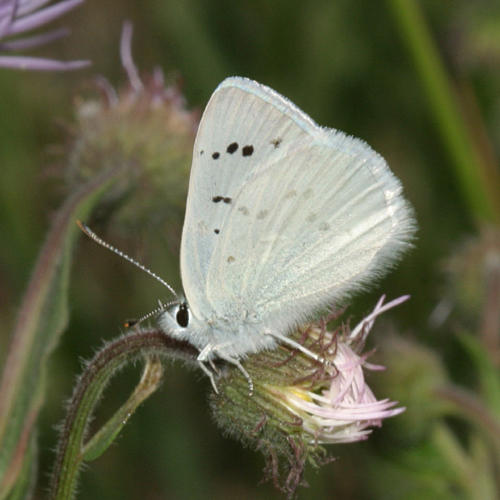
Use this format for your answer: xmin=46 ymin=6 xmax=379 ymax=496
xmin=181 ymin=78 xmax=317 ymax=319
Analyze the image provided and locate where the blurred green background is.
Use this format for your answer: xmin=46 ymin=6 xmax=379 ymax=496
xmin=1 ymin=0 xmax=499 ymax=498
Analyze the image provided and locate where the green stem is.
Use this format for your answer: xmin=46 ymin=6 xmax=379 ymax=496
xmin=387 ymin=0 xmax=500 ymax=224
xmin=49 ymin=329 xmax=197 ymax=500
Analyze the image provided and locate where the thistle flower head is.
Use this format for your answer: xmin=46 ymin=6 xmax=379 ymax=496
xmin=210 ymin=295 xmax=407 ymax=495
xmin=0 ymin=0 xmax=89 ymax=70
xmin=63 ymin=22 xmax=197 ymax=234
xmin=278 ymin=340 xmax=403 ymax=445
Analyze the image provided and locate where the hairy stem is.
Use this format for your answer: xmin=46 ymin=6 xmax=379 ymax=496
xmin=49 ymin=329 xmax=197 ymax=500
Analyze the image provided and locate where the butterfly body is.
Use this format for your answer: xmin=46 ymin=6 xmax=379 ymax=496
xmin=159 ymin=77 xmax=415 ymax=368
xmin=160 ymin=299 xmax=279 ymax=360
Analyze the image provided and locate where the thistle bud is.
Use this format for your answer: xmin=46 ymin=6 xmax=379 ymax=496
xmin=210 ymin=296 xmax=407 ymax=494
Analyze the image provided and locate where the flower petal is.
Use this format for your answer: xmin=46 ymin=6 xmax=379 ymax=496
xmin=0 ymin=54 xmax=89 ymax=70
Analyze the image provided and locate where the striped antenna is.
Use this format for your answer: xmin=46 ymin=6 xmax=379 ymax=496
xmin=124 ymin=299 xmax=177 ymax=328
xmin=77 ymin=220 xmax=179 ymax=300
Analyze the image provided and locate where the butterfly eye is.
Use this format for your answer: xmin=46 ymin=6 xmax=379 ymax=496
xmin=176 ymin=302 xmax=189 ymax=328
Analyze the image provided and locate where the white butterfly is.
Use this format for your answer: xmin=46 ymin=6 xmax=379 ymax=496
xmin=158 ymin=76 xmax=415 ymax=388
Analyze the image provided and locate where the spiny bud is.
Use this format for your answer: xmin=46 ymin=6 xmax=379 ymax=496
xmin=64 ymin=23 xmax=197 ymax=231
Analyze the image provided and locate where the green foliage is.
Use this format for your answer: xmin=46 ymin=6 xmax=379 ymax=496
xmin=0 ymin=168 xmax=123 ymax=498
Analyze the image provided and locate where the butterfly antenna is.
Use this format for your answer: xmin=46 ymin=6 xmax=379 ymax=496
xmin=124 ymin=299 xmax=177 ymax=328
xmin=77 ymin=220 xmax=179 ymax=300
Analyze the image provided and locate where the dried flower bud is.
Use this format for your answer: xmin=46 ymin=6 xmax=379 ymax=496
xmin=64 ymin=23 xmax=197 ymax=231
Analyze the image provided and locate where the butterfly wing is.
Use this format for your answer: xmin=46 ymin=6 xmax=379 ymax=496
xmin=181 ymin=77 xmax=320 ymax=319
xmin=181 ymin=77 xmax=415 ymax=334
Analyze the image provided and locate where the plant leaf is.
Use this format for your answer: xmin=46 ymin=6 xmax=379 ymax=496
xmin=82 ymin=357 xmax=163 ymax=461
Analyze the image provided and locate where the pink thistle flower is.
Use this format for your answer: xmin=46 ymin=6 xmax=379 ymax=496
xmin=268 ymin=295 xmax=407 ymax=445
xmin=210 ymin=295 xmax=409 ymax=494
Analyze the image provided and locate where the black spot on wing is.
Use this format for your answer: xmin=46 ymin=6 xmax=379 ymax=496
xmin=242 ymin=145 xmax=254 ymax=157
xmin=212 ymin=196 xmax=232 ymax=204
xmin=214 ymin=229 xmax=220 ymax=234
xmin=212 ymin=152 xmax=220 ymax=159
xmin=226 ymin=142 xmax=238 ymax=154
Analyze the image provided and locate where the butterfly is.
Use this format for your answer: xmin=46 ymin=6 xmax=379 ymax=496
xmin=156 ymin=77 xmax=416 ymax=390
xmin=79 ymin=77 xmax=415 ymax=391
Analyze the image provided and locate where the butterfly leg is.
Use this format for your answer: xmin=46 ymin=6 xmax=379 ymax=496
xmin=197 ymin=358 xmax=220 ymax=394
xmin=208 ymin=357 xmax=219 ymax=373
xmin=198 ymin=343 xmax=254 ymax=395
xmin=265 ymin=330 xmax=327 ymax=364
xmin=217 ymin=352 xmax=254 ymax=396
xmin=197 ymin=344 xmax=221 ymax=393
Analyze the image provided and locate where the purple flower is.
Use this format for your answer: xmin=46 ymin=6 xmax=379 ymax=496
xmin=0 ymin=0 xmax=89 ymax=70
